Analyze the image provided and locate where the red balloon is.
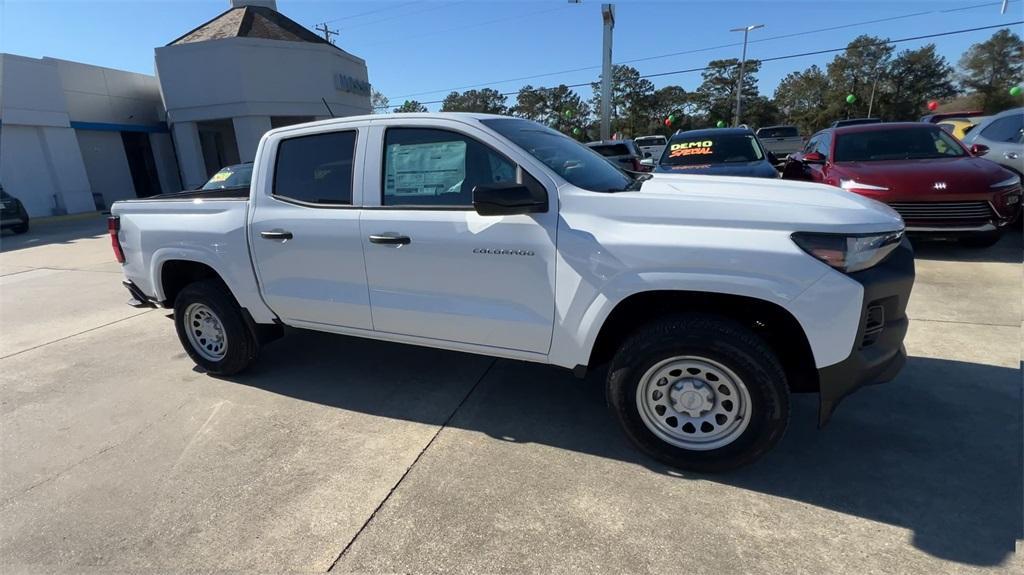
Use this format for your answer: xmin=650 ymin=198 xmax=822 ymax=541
xmin=927 ymin=100 xmax=939 ymax=111
xmin=664 ymin=118 xmax=672 ymax=126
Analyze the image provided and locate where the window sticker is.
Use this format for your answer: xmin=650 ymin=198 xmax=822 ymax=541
xmin=669 ymin=140 xmax=714 ymax=158
xmin=385 ymin=141 xmax=467 ymax=197
xmin=209 ymin=170 xmax=232 ymax=183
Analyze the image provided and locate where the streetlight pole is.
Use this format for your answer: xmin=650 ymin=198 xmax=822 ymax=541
xmin=600 ymin=4 xmax=615 ymax=141
xmin=730 ymin=24 xmax=763 ymax=127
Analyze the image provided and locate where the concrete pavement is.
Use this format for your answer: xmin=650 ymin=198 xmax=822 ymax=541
xmin=0 ymin=217 xmax=1020 ymax=573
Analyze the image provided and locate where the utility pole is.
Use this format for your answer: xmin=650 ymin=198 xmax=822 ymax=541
xmin=600 ymin=4 xmax=615 ymax=141
xmin=730 ymin=24 xmax=763 ymax=127
xmin=315 ymin=22 xmax=338 ymax=45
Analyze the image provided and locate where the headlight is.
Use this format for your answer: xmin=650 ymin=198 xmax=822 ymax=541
xmin=840 ymin=179 xmax=889 ymax=192
xmin=991 ymin=174 xmax=1021 ymax=189
xmin=792 ymin=231 xmax=904 ymax=274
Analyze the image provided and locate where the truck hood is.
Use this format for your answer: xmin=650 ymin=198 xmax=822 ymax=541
xmin=582 ymin=173 xmax=904 ymax=234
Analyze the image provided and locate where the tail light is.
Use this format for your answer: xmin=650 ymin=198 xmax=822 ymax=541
xmin=108 ymin=216 xmax=125 ymax=264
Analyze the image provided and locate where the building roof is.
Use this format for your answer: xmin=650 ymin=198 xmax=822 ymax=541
xmin=168 ymin=5 xmax=333 ymax=48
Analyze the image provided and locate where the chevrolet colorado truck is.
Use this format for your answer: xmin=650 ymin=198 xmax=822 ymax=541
xmin=110 ymin=113 xmax=914 ymax=472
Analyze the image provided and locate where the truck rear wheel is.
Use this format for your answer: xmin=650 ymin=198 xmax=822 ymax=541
xmin=173 ymin=280 xmax=258 ymax=375
xmin=606 ymin=315 xmax=789 ymax=473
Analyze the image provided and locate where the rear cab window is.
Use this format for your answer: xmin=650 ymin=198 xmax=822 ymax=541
xmin=757 ymin=127 xmax=799 ymax=138
xmin=634 ymin=137 xmax=667 ymax=147
xmin=273 ymin=130 xmax=356 ymax=206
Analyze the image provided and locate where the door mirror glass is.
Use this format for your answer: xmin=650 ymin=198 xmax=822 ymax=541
xmin=803 ymin=151 xmax=826 ymax=164
xmin=970 ymin=143 xmax=990 ymax=156
xmin=640 ymin=157 xmax=656 ymax=168
xmin=472 ymin=183 xmax=547 ymax=216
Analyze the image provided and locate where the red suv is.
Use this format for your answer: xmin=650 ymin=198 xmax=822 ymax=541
xmin=782 ymin=122 xmax=1021 ymax=247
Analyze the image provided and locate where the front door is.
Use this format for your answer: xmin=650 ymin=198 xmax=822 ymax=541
xmin=249 ymin=127 xmax=373 ymax=330
xmin=360 ymin=124 xmax=557 ymax=353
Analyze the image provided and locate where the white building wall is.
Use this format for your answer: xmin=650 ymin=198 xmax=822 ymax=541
xmin=76 ymin=130 xmax=137 ymax=206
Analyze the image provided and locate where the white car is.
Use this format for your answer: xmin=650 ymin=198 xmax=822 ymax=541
xmin=110 ymin=113 xmax=914 ymax=472
xmin=633 ymin=135 xmax=667 ymax=161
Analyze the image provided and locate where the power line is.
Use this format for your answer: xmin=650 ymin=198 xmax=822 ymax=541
xmin=378 ymin=21 xmax=1023 ymax=109
xmin=323 ymin=1 xmax=470 ymax=32
xmin=318 ymin=1 xmax=419 ymax=25
xmin=389 ymin=0 xmax=1019 ymax=100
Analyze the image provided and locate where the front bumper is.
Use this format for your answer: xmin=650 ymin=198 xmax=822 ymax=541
xmin=817 ymin=237 xmax=915 ymax=426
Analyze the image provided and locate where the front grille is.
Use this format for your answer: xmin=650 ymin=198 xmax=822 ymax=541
xmin=887 ymin=201 xmax=993 ymax=222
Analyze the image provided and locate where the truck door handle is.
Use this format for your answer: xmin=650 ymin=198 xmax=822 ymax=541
xmin=260 ymin=230 xmax=293 ymax=240
xmin=369 ymin=233 xmax=411 ymax=246
xmin=1004 ymin=152 xmax=1020 ymax=160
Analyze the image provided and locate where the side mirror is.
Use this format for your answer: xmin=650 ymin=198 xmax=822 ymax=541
xmin=803 ymin=151 xmax=826 ymax=164
xmin=970 ymin=143 xmax=990 ymax=156
xmin=640 ymin=158 xmax=656 ymax=168
xmin=472 ymin=183 xmax=547 ymax=216
xmin=766 ymin=151 xmax=779 ymax=165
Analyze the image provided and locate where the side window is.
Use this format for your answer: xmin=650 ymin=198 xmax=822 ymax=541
xmin=383 ymin=128 xmax=516 ymax=207
xmin=274 ymin=130 xmax=356 ymax=205
xmin=981 ymin=115 xmax=1024 ymax=143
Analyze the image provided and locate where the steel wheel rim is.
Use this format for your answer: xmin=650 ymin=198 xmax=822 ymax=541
xmin=636 ymin=355 xmax=752 ymax=451
xmin=184 ymin=303 xmax=227 ymax=362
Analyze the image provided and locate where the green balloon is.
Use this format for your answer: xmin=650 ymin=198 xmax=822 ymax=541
xmin=563 ymin=109 xmax=573 ymax=119
xmin=668 ymin=114 xmax=676 ymax=122
xmin=716 ymin=120 xmax=726 ymax=128
xmin=846 ymin=94 xmax=857 ymax=104
xmin=1011 ymin=86 xmax=1022 ymax=97
xmin=572 ymin=127 xmax=581 ymax=135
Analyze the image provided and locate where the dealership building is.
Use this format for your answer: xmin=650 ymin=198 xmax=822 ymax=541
xmin=0 ymin=0 xmax=371 ymax=217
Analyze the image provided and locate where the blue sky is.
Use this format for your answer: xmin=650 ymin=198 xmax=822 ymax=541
xmin=1 ymin=0 xmax=1021 ymax=111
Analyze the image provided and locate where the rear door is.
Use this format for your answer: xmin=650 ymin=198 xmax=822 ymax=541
xmin=359 ymin=119 xmax=557 ymax=354
xmin=248 ymin=124 xmax=373 ymax=329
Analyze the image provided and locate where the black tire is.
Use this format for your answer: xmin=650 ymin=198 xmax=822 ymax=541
xmin=11 ymin=219 xmax=28 ymax=234
xmin=173 ymin=280 xmax=259 ymax=375
xmin=958 ymin=230 xmax=1001 ymax=248
xmin=606 ymin=314 xmax=789 ymax=473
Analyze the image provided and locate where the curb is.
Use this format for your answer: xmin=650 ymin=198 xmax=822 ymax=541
xmin=32 ymin=212 xmax=106 ymax=225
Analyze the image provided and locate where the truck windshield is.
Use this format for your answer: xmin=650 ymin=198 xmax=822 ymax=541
xmin=834 ymin=128 xmax=967 ymax=162
xmin=634 ymin=137 xmax=666 ymax=147
xmin=481 ymin=118 xmax=634 ymax=193
xmin=662 ymin=133 xmax=764 ymax=166
xmin=201 ymin=164 xmax=253 ymax=190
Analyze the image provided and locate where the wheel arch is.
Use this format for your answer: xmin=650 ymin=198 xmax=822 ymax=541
xmin=587 ymin=290 xmax=819 ymax=393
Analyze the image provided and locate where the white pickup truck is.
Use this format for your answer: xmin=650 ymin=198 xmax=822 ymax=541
xmin=111 ymin=113 xmax=914 ymax=472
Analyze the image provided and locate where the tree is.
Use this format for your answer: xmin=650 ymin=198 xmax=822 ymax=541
xmin=590 ymin=65 xmax=655 ymax=137
xmin=440 ymin=88 xmax=508 ymax=114
xmin=825 ymin=35 xmax=893 ymax=120
xmin=958 ymin=29 xmax=1024 ymax=113
xmin=883 ymin=44 xmax=956 ymax=120
xmin=774 ymin=65 xmax=831 ymax=134
xmin=649 ymin=86 xmax=695 ymax=133
xmin=393 ymin=100 xmax=428 ymax=113
xmin=513 ymin=85 xmax=548 ymax=121
xmin=371 ymin=89 xmax=389 ymax=114
xmin=695 ymin=58 xmax=761 ymax=126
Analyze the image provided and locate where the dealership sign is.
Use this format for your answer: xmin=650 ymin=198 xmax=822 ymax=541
xmin=336 ymin=74 xmax=371 ymax=97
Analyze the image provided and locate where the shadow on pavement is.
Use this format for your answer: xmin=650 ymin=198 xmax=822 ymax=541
xmin=910 ymin=229 xmax=1022 ymax=264
xmin=0 ymin=216 xmax=107 ymax=253
xmin=225 ymin=329 xmax=1021 ymax=568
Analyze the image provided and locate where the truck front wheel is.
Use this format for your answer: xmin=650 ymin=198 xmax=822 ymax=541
xmin=173 ymin=280 xmax=259 ymax=375
xmin=607 ymin=315 xmax=789 ymax=472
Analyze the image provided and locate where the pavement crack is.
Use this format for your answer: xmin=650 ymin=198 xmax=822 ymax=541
xmin=0 ymin=399 xmax=191 ymax=510
xmin=0 ymin=309 xmax=155 ymax=360
xmin=910 ymin=317 xmax=1019 ymax=328
xmin=325 ymin=358 xmax=497 ymax=573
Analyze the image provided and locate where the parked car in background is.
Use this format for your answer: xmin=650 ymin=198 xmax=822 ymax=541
xmin=936 ymin=117 xmax=989 ymax=140
xmin=920 ymin=110 xmax=986 ymax=124
xmin=586 ymin=140 xmax=645 ymax=172
xmin=961 ymin=107 xmax=1023 ymax=177
xmin=831 ymin=118 xmax=883 ymax=128
xmin=755 ymin=125 xmax=803 ymax=160
xmin=1 ymin=186 xmax=30 ymax=234
xmin=111 ymin=113 xmax=914 ymax=472
xmin=654 ymin=127 xmax=779 ymax=178
xmin=633 ymin=135 xmax=667 ymax=161
xmin=783 ymin=122 xmax=1020 ymax=247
